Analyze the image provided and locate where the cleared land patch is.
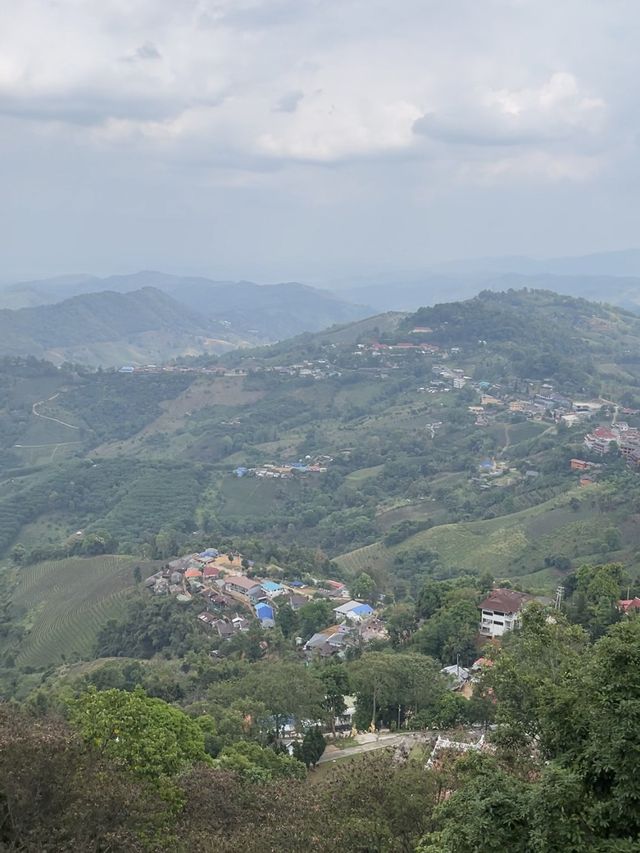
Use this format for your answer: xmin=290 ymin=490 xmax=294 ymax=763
xmin=94 ymin=376 xmax=264 ymax=457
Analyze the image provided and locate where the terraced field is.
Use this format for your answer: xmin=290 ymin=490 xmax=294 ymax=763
xmin=11 ymin=555 xmax=157 ymax=669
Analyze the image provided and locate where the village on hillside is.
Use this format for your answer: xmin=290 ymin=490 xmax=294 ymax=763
xmin=142 ymin=544 xmax=634 ymax=742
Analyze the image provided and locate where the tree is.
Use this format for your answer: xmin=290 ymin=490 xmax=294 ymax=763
xmin=216 ymin=740 xmax=305 ymax=781
xmin=295 ymin=726 xmax=326 ymax=768
xmin=276 ymin=603 xmax=299 ymax=639
xmin=349 ymin=652 xmax=399 ymax=730
xmin=417 ymin=753 xmax=531 ymax=853
xmin=485 ymin=605 xmax=590 ymax=759
xmin=579 ymin=619 xmax=640 ymax=837
xmin=386 ymin=603 xmax=416 ymax=647
xmin=9 ymin=543 xmax=26 ymax=565
xmin=68 ymin=687 xmax=212 ymax=783
xmin=351 ymin=571 xmax=377 ymax=603
xmin=349 ymin=652 xmax=446 ymax=730
xmin=155 ymin=527 xmax=177 ymax=560
xmin=416 ymin=579 xmax=444 ymax=619
xmin=565 ymin=563 xmax=626 ymax=639
xmin=217 ymin=662 xmax=325 ymax=741
xmin=0 ymin=706 xmax=167 ymax=850
xmin=316 ymin=662 xmax=350 ymax=738
xmin=412 ymin=599 xmax=478 ymax=665
xmin=297 ymin=599 xmax=333 ymax=640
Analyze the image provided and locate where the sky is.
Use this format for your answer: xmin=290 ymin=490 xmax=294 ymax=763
xmin=1 ymin=0 xmax=639 ymax=284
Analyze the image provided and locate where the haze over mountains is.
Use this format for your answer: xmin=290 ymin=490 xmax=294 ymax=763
xmin=3 ymin=247 xmax=640 ymax=366
xmin=340 ymin=248 xmax=640 ymax=312
xmin=0 ymin=274 xmax=371 ymax=366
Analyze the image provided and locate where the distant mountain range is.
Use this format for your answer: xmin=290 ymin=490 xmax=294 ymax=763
xmin=339 ymin=249 xmax=640 ymax=313
xmin=4 ymin=249 xmax=640 ymax=366
xmin=0 ymin=274 xmax=371 ymax=366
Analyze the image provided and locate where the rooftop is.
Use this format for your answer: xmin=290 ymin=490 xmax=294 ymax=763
xmin=225 ymin=574 xmax=261 ymax=592
xmin=479 ymin=587 xmax=533 ymax=614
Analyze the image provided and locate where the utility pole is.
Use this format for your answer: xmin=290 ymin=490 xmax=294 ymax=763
xmin=554 ymin=585 xmax=564 ymax=610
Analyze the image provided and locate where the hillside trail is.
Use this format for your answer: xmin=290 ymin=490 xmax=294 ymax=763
xmin=32 ymin=393 xmax=80 ymax=430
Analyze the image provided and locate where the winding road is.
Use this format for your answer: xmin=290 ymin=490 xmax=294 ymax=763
xmin=31 ymin=393 xmax=80 ymax=430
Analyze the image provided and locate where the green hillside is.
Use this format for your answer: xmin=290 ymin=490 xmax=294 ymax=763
xmin=336 ymin=484 xmax=640 ymax=592
xmin=2 ymin=287 xmax=640 ymax=677
xmin=0 ymin=273 xmax=373 ymax=361
xmin=0 ymin=287 xmax=251 ymax=366
xmin=8 ymin=555 xmax=157 ymax=669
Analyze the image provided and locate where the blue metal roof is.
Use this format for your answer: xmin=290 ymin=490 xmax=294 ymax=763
xmin=255 ymin=603 xmax=274 ymax=619
xmin=351 ymin=603 xmax=374 ymax=616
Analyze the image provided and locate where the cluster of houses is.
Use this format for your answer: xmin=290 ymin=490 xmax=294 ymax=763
xmin=583 ymin=422 xmax=640 ymax=467
xmin=145 ymin=547 xmax=387 ymax=654
xmin=233 ymin=456 xmax=332 ymax=479
xmin=302 ymin=600 xmax=388 ymax=658
xmin=270 ymin=360 xmax=341 ymax=380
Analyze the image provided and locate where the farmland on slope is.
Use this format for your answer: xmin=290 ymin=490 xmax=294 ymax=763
xmin=8 ymin=555 xmax=157 ymax=669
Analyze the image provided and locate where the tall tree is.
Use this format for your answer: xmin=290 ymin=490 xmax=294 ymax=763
xmin=68 ymin=687 xmax=212 ymax=783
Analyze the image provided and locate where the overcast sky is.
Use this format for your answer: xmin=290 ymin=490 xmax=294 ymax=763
xmin=1 ymin=0 xmax=639 ymax=283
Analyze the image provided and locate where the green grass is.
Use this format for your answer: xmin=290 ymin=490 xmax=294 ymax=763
xmin=218 ymin=475 xmax=308 ymax=518
xmin=15 ymin=516 xmax=72 ymax=550
xmin=346 ymin=464 xmax=384 ymax=484
xmin=10 ymin=555 xmax=157 ymax=669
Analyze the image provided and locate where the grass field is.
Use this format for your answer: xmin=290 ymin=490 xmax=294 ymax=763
xmin=346 ymin=464 xmax=384 ymax=484
xmin=10 ymin=555 xmax=157 ymax=669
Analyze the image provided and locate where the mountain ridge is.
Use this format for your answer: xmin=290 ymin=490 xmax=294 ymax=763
xmin=0 ymin=278 xmax=372 ymax=366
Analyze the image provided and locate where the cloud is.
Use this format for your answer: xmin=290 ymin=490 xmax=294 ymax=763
xmin=123 ymin=41 xmax=162 ymax=62
xmin=414 ymin=73 xmax=605 ymax=149
xmin=0 ymin=0 xmax=639 ymax=278
xmin=274 ymin=90 xmax=304 ymax=113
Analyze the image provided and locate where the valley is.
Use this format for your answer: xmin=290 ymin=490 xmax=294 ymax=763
xmin=2 ymin=286 xmax=640 ymax=852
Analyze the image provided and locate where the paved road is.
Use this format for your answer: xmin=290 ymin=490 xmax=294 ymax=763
xmin=318 ymin=731 xmax=428 ymax=764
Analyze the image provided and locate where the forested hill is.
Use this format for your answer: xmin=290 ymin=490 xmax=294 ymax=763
xmin=402 ymin=288 xmax=622 ymax=344
xmin=215 ymin=287 xmax=640 ymax=390
xmin=0 ymin=272 xmax=372 ymax=363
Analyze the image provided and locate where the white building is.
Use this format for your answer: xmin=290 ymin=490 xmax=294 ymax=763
xmin=479 ymin=588 xmax=532 ymax=638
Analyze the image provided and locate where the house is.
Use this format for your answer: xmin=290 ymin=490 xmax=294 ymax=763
xmin=618 ymin=597 xmax=640 ymax=614
xmin=304 ymin=624 xmax=352 ymax=657
xmin=197 ymin=611 xmax=217 ymax=628
xmin=224 ymin=575 xmax=263 ymax=600
xmin=333 ymin=600 xmax=375 ymax=623
xmin=184 ymin=568 xmax=202 ymax=579
xmin=440 ymin=664 xmax=472 ymax=691
xmin=584 ymin=426 xmax=618 ymax=455
xmin=260 ymin=580 xmax=286 ymax=599
xmin=570 ymin=458 xmax=591 ymax=470
xmin=479 ymin=588 xmax=533 ymax=638
xmin=255 ymin=602 xmax=275 ymax=627
xmin=287 ymin=592 xmax=309 ymax=611
xmin=202 ymin=564 xmax=222 ymax=580
xmin=206 ymin=618 xmax=234 ymax=639
xmin=335 ymin=695 xmax=357 ymax=732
